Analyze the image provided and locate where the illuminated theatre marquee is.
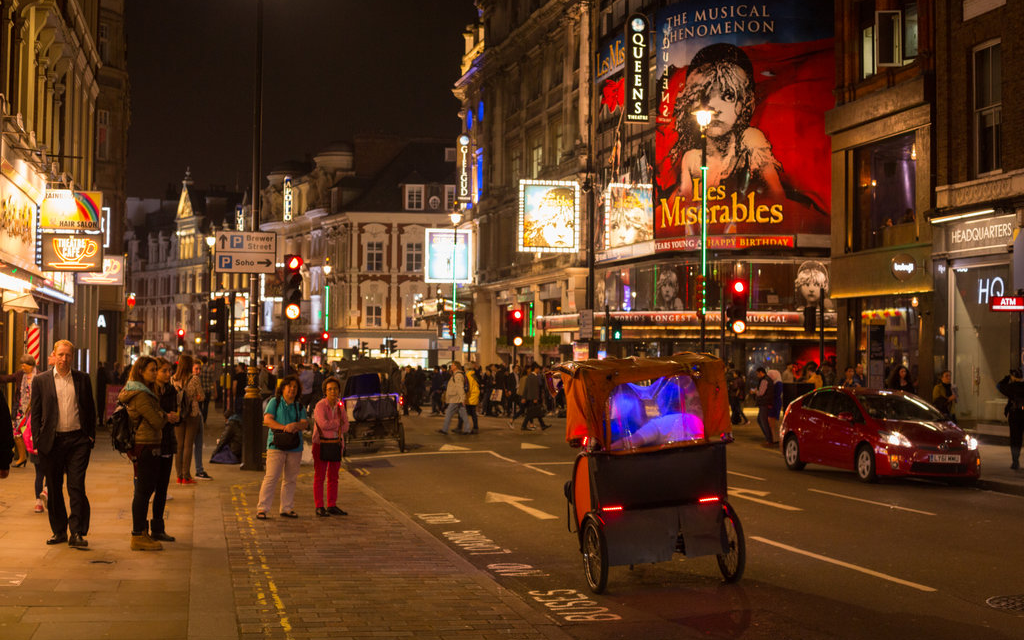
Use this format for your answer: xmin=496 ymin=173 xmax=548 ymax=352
xmin=518 ymin=180 xmax=581 ymax=254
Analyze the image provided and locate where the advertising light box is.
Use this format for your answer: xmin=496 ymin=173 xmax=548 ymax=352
xmin=424 ymin=228 xmax=472 ymax=284
xmin=77 ymin=255 xmax=125 ymax=285
xmin=40 ymin=190 xmax=103 ymax=231
xmin=654 ymin=0 xmax=834 ymax=252
xmin=518 ymin=180 xmax=580 ymax=253
xmin=40 ymin=233 xmax=103 ymax=272
xmin=604 ymin=183 xmax=653 ymax=249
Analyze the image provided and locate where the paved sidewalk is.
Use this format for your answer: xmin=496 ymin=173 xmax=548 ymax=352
xmin=0 ymin=412 xmax=572 ymax=640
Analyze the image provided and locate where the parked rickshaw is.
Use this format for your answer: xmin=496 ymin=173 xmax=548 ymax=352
xmin=333 ymin=358 xmax=406 ymax=453
xmin=552 ymin=353 xmax=745 ymax=593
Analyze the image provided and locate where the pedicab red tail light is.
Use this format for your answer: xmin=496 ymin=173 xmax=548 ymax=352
xmin=602 ymin=505 xmax=624 ymax=512
xmin=698 ymin=496 xmax=720 ymax=504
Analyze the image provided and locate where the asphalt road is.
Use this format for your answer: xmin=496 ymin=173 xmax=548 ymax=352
xmin=345 ymin=411 xmax=1024 ymax=640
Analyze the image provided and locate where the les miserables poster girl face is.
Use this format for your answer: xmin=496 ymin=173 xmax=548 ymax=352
xmin=654 ymin=1 xmax=833 ymax=252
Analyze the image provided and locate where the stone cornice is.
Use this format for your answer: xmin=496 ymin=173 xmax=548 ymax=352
xmin=935 ymin=169 xmax=1024 ymax=210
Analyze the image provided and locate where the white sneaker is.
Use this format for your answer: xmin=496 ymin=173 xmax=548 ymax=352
xmin=34 ymin=499 xmax=44 ymax=513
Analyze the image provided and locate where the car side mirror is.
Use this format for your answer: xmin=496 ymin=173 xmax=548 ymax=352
xmin=837 ymin=411 xmax=855 ymax=422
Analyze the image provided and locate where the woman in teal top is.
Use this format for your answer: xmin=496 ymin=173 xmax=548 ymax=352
xmin=256 ymin=375 xmax=309 ymax=519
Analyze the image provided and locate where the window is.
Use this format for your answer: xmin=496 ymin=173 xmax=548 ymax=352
xmin=445 ymin=146 xmax=457 ymax=162
xmin=445 ymin=185 xmax=456 ymax=211
xmin=530 ymin=138 xmax=543 ymax=178
xmin=366 ymin=242 xmax=384 ymax=271
xmin=852 ymin=132 xmax=916 ymax=251
xmin=405 ymin=185 xmax=424 ymax=210
xmin=365 ymin=305 xmax=382 ymax=327
xmin=510 ymin=147 xmax=522 ymax=185
xmin=974 ymin=41 xmax=1001 ymax=176
xmin=97 ymin=110 xmax=109 ymax=161
xmin=860 ymin=2 xmax=918 ymax=79
xmin=405 ymin=242 xmax=423 ymax=272
xmin=98 ymin=23 xmax=110 ymax=65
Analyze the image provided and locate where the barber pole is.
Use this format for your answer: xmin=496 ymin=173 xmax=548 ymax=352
xmin=26 ymin=323 xmax=40 ymax=364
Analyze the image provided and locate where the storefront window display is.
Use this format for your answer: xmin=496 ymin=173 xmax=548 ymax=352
xmin=857 ymin=295 xmax=922 ymax=390
xmin=951 ymin=263 xmax=1015 ymax=425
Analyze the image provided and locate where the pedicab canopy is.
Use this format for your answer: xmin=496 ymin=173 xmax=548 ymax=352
xmin=551 ymin=353 xmax=730 ymax=452
xmin=332 ymin=358 xmax=403 ymax=396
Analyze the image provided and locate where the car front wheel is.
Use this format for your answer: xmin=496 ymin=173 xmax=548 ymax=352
xmin=856 ymin=445 xmax=877 ymax=483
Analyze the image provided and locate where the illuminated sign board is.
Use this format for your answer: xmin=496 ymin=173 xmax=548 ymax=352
xmin=654 ymin=1 xmax=833 ymax=251
xmin=39 ymin=190 xmax=103 ymax=231
xmin=424 ymin=228 xmax=472 ymax=284
xmin=283 ymin=176 xmax=293 ymax=221
xmin=456 ymin=134 xmax=472 ymax=204
xmin=40 ymin=233 xmax=103 ymax=272
xmin=77 ymin=255 xmax=125 ymax=285
xmin=517 ymin=180 xmax=580 ymax=253
xmin=625 ymin=14 xmax=650 ymax=123
xmin=890 ymin=253 xmax=917 ymax=281
xmin=604 ymin=183 xmax=653 ymax=250
xmin=990 ymin=296 xmax=1024 ymax=312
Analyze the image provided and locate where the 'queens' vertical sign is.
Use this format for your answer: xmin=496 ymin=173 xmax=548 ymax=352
xmin=625 ymin=13 xmax=650 ymax=123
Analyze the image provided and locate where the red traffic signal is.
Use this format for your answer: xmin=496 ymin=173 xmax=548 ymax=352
xmin=285 ymin=255 xmax=303 ymax=271
xmin=322 ymin=332 xmax=329 ymax=341
xmin=511 ymin=309 xmax=523 ymax=321
xmin=299 ymin=335 xmax=307 ymax=344
xmin=731 ymin=280 xmax=746 ymax=295
xmin=176 ymin=328 xmax=185 ymax=338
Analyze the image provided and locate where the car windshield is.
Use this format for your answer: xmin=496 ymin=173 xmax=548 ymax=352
xmin=858 ymin=393 xmax=944 ymax=422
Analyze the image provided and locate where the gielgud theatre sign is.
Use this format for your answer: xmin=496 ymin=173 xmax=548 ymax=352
xmin=654 ymin=0 xmax=834 ymax=252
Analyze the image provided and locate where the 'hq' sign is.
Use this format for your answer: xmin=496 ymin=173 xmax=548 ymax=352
xmin=625 ymin=14 xmax=650 ymax=122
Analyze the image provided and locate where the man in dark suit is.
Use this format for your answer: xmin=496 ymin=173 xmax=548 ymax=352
xmin=31 ymin=339 xmax=96 ymax=547
xmin=0 ymin=386 xmax=13 ymax=478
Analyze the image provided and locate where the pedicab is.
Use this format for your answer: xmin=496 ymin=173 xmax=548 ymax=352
xmin=333 ymin=358 xmax=406 ymax=453
xmin=552 ymin=353 xmax=745 ymax=593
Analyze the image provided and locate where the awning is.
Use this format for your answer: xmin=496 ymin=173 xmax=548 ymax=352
xmin=2 ymin=290 xmax=39 ymax=313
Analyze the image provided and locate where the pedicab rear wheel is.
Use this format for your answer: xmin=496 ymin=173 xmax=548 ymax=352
xmin=716 ymin=501 xmax=745 ymax=583
xmin=582 ymin=518 xmax=608 ymax=594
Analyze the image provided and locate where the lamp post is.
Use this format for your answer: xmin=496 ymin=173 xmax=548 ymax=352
xmin=448 ymin=210 xmax=463 ymax=363
xmin=693 ymin=107 xmax=715 ymax=354
xmin=205 ymin=234 xmax=216 ymax=359
xmin=323 ymin=258 xmax=332 ymax=362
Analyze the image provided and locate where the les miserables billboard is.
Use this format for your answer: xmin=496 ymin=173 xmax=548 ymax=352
xmin=654 ymin=1 xmax=833 ymax=252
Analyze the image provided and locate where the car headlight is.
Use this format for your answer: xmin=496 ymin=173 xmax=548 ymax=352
xmin=965 ymin=435 xmax=978 ymax=451
xmin=882 ymin=430 xmax=912 ymax=448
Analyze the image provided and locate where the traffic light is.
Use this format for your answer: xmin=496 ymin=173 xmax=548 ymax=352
xmin=176 ymin=327 xmax=185 ymax=352
xmin=463 ymin=312 xmax=476 ymax=345
xmin=610 ymin=319 xmax=623 ymax=340
xmin=506 ymin=308 xmax=524 ymax=345
xmin=209 ymin=298 xmax=227 ymax=341
xmin=726 ymin=278 xmax=748 ymax=333
xmin=282 ymin=254 xmax=303 ymax=321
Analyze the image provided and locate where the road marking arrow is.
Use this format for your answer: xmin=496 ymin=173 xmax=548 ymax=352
xmin=439 ymin=444 xmax=470 ymax=451
xmin=728 ymin=487 xmax=802 ymax=511
xmin=520 ymin=443 xmax=547 ymax=450
xmin=485 ymin=492 xmax=558 ymax=520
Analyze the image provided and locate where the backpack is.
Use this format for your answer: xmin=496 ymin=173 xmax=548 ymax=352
xmin=107 ymin=401 xmax=135 ymax=454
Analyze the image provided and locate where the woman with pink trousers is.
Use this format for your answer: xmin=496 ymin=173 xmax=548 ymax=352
xmin=312 ymin=377 xmax=349 ymax=516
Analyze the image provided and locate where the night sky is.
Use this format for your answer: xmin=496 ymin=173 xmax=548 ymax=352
xmin=125 ymin=0 xmax=478 ymax=197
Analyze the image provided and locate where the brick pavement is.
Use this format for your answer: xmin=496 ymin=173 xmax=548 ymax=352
xmin=0 ymin=411 xmax=572 ymax=640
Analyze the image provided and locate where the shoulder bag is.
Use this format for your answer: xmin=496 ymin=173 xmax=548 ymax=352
xmin=270 ymin=399 xmax=301 ymax=450
xmin=315 ymin=414 xmax=343 ymax=462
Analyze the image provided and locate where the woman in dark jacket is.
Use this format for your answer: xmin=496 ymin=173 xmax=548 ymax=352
xmin=886 ymin=366 xmax=916 ymax=394
xmin=118 ymin=356 xmax=168 ymax=551
xmin=997 ymin=369 xmax=1024 ymax=470
xmin=153 ymin=359 xmax=180 ymax=541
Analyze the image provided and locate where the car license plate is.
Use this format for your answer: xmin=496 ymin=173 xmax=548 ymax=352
xmin=929 ymin=454 xmax=960 ymax=463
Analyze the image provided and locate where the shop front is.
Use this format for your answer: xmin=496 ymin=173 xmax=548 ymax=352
xmin=932 ymin=211 xmax=1021 ymax=433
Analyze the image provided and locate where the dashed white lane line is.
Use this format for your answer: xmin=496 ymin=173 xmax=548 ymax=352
xmin=808 ymin=488 xmax=937 ymax=516
xmin=728 ymin=470 xmax=767 ymax=481
xmin=752 ymin=536 xmax=937 ymax=592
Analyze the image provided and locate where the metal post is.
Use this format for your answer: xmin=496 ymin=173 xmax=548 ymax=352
xmin=818 ymin=286 xmax=825 ymax=367
xmin=699 ymin=127 xmax=708 ymax=354
xmin=720 ymin=279 xmax=726 ymax=361
xmin=241 ymin=0 xmax=265 ymax=471
xmin=205 ymin=250 xmax=212 ymax=359
xmin=451 ymin=226 xmax=457 ymax=363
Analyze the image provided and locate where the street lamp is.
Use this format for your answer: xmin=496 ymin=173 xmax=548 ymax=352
xmin=205 ymin=234 xmax=216 ymax=359
xmin=448 ymin=210 xmax=463 ymax=363
xmin=693 ymin=107 xmax=716 ymax=353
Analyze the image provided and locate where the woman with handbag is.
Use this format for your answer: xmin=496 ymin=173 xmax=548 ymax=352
xmin=171 ymin=354 xmax=203 ymax=484
xmin=312 ymin=377 xmax=348 ymax=517
xmin=257 ymin=375 xmax=308 ymax=519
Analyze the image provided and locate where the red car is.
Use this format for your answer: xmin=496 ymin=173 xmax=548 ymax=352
xmin=779 ymin=387 xmax=981 ymax=483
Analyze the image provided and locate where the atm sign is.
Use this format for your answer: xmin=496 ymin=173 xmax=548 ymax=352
xmin=990 ymin=296 xmax=1024 ymax=312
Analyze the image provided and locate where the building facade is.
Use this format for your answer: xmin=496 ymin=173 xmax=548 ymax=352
xmin=933 ymin=0 xmax=1023 ymax=432
xmin=459 ymin=0 xmax=839 ymax=378
xmin=0 ymin=1 xmax=105 ymax=379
